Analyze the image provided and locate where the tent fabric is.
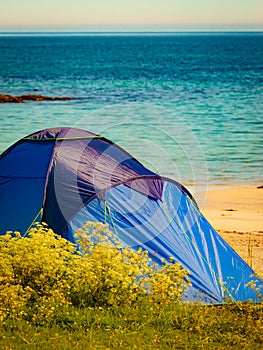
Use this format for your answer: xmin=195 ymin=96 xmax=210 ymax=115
xmin=0 ymin=127 xmax=262 ymax=304
xmin=65 ymin=179 xmax=260 ymax=303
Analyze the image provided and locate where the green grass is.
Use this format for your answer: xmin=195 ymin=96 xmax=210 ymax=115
xmin=1 ymin=302 xmax=262 ymax=349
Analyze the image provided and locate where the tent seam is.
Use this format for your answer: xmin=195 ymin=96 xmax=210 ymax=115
xmin=60 ymin=174 xmax=163 ymax=234
xmin=60 ymin=175 xmax=196 ymax=235
xmin=40 ymin=140 xmax=58 ymax=215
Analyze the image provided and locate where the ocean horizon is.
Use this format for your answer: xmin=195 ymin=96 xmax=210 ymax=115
xmin=0 ymin=33 xmax=262 ymax=187
xmin=0 ymin=31 xmax=262 ymax=36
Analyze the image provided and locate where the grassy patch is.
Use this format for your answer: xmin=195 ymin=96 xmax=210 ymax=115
xmin=0 ymin=302 xmax=262 ymax=349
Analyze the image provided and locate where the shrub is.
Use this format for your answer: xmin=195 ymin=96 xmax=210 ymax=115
xmin=0 ymin=222 xmax=190 ymax=324
xmin=74 ymin=222 xmax=190 ymax=306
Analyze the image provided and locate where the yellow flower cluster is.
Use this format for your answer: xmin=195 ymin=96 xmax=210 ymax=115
xmin=0 ymin=222 xmax=190 ymax=324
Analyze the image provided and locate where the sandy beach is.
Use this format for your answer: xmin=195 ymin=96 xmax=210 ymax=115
xmin=196 ymin=185 xmax=263 ymax=277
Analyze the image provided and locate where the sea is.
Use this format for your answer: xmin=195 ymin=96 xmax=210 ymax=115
xmin=0 ymin=32 xmax=262 ymax=190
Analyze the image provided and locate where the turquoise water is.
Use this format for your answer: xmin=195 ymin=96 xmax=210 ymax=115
xmin=0 ymin=33 xmax=262 ymax=185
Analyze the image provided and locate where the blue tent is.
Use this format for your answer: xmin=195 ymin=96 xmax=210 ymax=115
xmin=0 ymin=127 xmax=262 ymax=303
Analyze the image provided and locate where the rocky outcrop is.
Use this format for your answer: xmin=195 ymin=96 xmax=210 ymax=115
xmin=0 ymin=94 xmax=75 ymax=103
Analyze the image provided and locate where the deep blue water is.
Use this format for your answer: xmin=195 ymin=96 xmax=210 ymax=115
xmin=0 ymin=33 xmax=262 ymax=186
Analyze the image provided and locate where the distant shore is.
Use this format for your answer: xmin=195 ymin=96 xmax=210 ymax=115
xmin=196 ymin=185 xmax=263 ymax=276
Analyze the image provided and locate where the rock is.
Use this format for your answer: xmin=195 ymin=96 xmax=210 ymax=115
xmin=0 ymin=93 xmax=74 ymax=103
xmin=20 ymin=94 xmax=73 ymax=102
xmin=0 ymin=94 xmax=24 ymax=103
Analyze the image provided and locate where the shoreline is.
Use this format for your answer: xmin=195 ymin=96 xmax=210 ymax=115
xmin=195 ymin=185 xmax=263 ymax=276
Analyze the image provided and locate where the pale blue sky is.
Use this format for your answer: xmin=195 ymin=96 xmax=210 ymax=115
xmin=0 ymin=0 xmax=262 ymax=31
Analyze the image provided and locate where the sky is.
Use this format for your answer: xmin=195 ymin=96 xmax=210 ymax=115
xmin=0 ymin=0 xmax=262 ymax=31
